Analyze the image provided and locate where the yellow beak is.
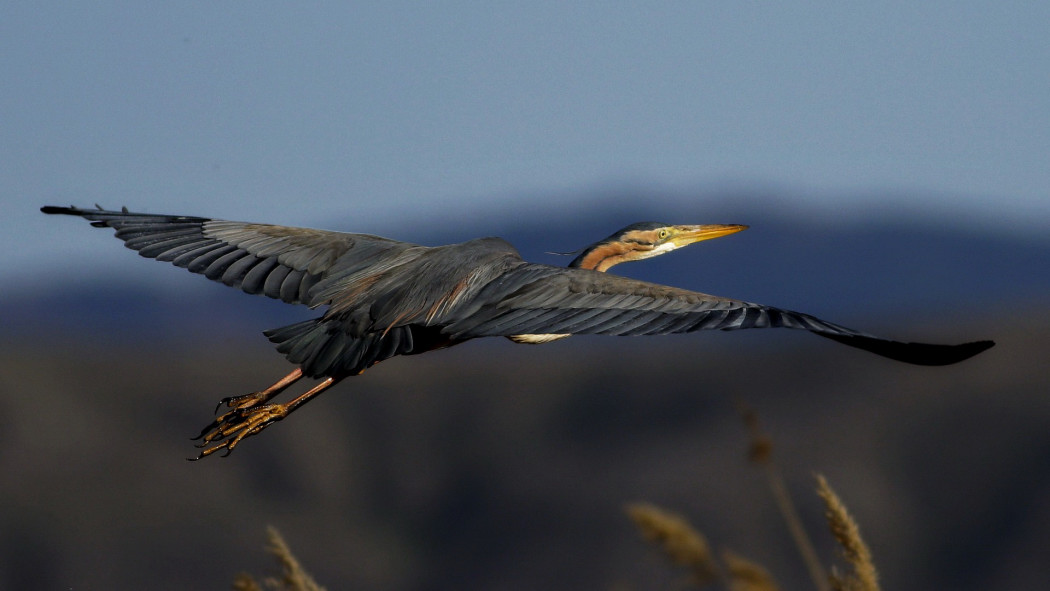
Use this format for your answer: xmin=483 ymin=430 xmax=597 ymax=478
xmin=670 ymin=224 xmax=749 ymax=247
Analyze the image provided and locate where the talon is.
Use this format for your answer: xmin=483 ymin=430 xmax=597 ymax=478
xmin=191 ymin=419 xmax=224 ymax=443
xmin=190 ymin=421 xmax=217 ymax=441
xmin=189 ymin=440 xmax=231 ymax=460
xmin=214 ymin=390 xmax=271 ymax=414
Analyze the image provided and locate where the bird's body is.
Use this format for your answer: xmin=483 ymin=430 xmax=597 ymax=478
xmin=41 ymin=205 xmax=993 ymax=458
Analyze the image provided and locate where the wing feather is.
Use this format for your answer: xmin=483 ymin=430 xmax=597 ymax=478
xmin=203 ymin=249 xmax=250 ymax=280
xmin=41 ymin=205 xmax=418 ymax=306
xmin=186 ymin=244 xmax=239 ymax=273
xmin=280 ymin=269 xmax=307 ymax=302
xmin=218 ymin=252 xmax=264 ymax=286
xmin=135 ymin=235 xmax=206 ymax=258
xmin=448 ymin=264 xmax=993 ymax=366
xmin=240 ymin=257 xmax=279 ymax=294
xmin=172 ymin=242 xmax=229 ymax=268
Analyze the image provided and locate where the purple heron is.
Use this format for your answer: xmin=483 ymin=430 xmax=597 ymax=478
xmin=41 ymin=205 xmax=993 ymax=458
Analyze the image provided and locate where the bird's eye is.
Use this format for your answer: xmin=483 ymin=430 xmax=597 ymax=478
xmin=658 ymin=229 xmax=670 ymax=240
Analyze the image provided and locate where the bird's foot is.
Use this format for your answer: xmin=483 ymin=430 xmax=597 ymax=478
xmin=190 ymin=403 xmax=290 ymax=460
xmin=188 ymin=374 xmax=336 ymax=460
xmin=213 ymin=390 xmax=273 ymax=414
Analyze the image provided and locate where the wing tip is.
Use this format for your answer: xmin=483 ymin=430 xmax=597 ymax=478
xmin=41 ymin=205 xmax=75 ymax=215
xmin=948 ymin=339 xmax=995 ymax=364
xmin=816 ymin=333 xmax=995 ymax=366
xmin=42 ymin=204 xmax=130 ymax=216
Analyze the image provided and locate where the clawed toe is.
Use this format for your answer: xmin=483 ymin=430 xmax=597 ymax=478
xmin=189 ymin=404 xmax=289 ymax=459
xmin=213 ymin=391 xmax=270 ymax=414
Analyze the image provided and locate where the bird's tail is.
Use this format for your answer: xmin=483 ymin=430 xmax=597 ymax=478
xmin=264 ymin=318 xmax=423 ymax=378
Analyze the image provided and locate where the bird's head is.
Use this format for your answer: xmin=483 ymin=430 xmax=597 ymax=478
xmin=569 ymin=222 xmax=748 ymax=271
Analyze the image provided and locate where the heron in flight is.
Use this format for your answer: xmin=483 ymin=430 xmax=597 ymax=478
xmin=42 ymin=205 xmax=993 ymax=458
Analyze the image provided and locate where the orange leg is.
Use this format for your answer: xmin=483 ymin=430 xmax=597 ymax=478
xmin=212 ymin=367 xmax=304 ymax=413
xmin=191 ymin=371 xmax=341 ymax=460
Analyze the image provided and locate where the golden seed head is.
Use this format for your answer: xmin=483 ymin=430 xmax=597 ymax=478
xmin=816 ymin=475 xmax=880 ymax=591
xmin=626 ymin=502 xmax=720 ymax=586
xmin=722 ymin=550 xmax=781 ymax=591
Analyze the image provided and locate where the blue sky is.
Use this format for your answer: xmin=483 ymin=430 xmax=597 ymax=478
xmin=3 ymin=2 xmax=1048 ymax=286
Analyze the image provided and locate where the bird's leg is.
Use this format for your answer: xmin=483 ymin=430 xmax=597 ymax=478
xmin=212 ymin=368 xmax=304 ymax=414
xmin=192 ymin=376 xmax=340 ymax=460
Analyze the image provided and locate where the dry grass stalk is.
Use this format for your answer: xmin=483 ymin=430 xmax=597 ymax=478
xmin=233 ymin=526 xmax=327 ymax=591
xmin=721 ymin=550 xmax=780 ymax=591
xmin=815 ymin=475 xmax=879 ymax=591
xmin=738 ymin=403 xmax=773 ymax=465
xmin=626 ymin=502 xmax=720 ymax=587
xmin=737 ymin=402 xmax=830 ymax=591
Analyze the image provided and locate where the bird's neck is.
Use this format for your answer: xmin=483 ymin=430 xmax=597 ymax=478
xmin=569 ymin=241 xmax=634 ymax=272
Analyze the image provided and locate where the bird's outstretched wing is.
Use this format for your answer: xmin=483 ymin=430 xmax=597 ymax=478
xmin=41 ymin=205 xmax=419 ymax=307
xmin=445 ymin=264 xmax=993 ymax=366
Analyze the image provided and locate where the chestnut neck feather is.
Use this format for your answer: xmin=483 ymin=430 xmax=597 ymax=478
xmin=570 ymin=241 xmax=646 ymax=272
